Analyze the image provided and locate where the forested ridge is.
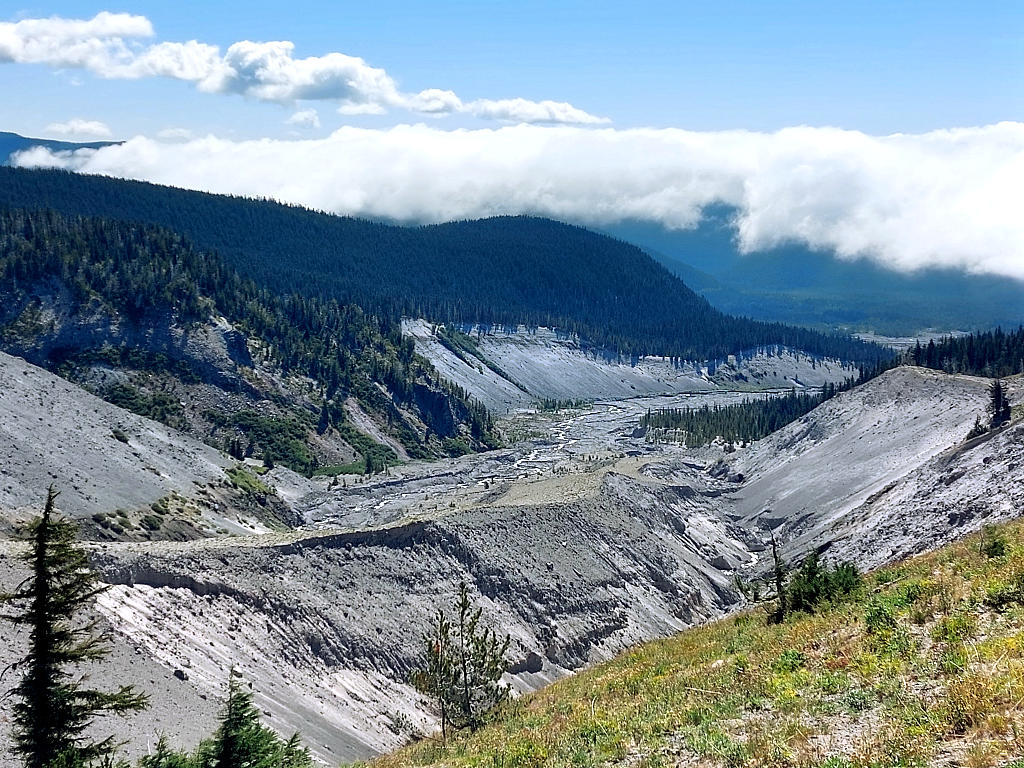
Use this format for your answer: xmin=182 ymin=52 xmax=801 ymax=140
xmin=640 ymin=381 xmax=853 ymax=448
xmin=909 ymin=327 xmax=1024 ymax=378
xmin=0 ymin=166 xmax=889 ymax=365
xmin=0 ymin=208 xmax=498 ymax=466
xmin=640 ymin=327 xmax=1024 ymax=448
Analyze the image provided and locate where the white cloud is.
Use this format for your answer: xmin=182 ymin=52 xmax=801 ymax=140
xmin=44 ymin=118 xmax=112 ymax=138
xmin=0 ymin=12 xmax=152 ymax=71
xmin=13 ymin=122 xmax=1024 ymax=281
xmin=464 ymin=98 xmax=611 ymax=125
xmin=285 ymin=108 xmax=320 ymax=129
xmin=0 ymin=12 xmax=606 ymax=124
xmin=156 ymin=127 xmax=193 ymax=141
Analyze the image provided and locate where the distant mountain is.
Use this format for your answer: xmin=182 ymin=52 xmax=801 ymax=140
xmin=0 ymin=166 xmax=887 ymax=366
xmin=603 ymin=208 xmax=1024 ymax=335
xmin=0 ymin=131 xmax=118 ymax=164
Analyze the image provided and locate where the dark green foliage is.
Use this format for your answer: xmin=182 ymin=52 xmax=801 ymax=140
xmin=132 ymin=674 xmax=313 ymax=768
xmin=989 ymin=379 xmax=1012 ymax=429
xmin=205 ymin=411 xmax=315 ymax=475
xmin=781 ymin=552 xmax=862 ymax=616
xmin=0 ymin=207 xmax=499 ymax=454
xmin=104 ymin=384 xmax=185 ymax=430
xmin=966 ymin=416 xmax=988 ymax=441
xmin=642 ymin=381 xmax=849 ymax=447
xmin=741 ymin=538 xmax=863 ymax=624
xmin=412 ymin=583 xmax=511 ymax=739
xmin=0 ymin=167 xmax=890 ymax=366
xmin=0 ymin=487 xmax=148 ymax=768
xmin=909 ymin=327 xmax=1024 ymax=378
xmin=55 ymin=347 xmax=204 ymax=385
xmin=979 ymin=524 xmax=1008 ymax=559
xmin=136 ymin=736 xmax=202 ymax=768
xmin=208 ymin=671 xmax=312 ymax=768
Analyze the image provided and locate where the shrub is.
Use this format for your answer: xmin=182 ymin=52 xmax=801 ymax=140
xmin=782 ymin=552 xmax=863 ymax=617
xmin=979 ymin=525 xmax=1008 ymax=559
xmin=140 ymin=514 xmax=163 ymax=532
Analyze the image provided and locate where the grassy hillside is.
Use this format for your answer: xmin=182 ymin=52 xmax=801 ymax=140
xmin=0 ymin=166 xmax=888 ymax=365
xmin=375 ymin=520 xmax=1024 ymax=768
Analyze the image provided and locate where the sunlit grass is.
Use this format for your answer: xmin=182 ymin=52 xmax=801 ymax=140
xmin=369 ymin=519 xmax=1024 ymax=768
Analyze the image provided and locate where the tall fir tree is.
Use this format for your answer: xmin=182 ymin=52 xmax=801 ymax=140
xmin=990 ymin=379 xmax=1012 ymax=429
xmin=0 ymin=487 xmax=148 ymax=768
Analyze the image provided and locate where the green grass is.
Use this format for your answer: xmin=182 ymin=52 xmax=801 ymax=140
xmin=371 ymin=520 xmax=1024 ymax=768
xmin=225 ymin=465 xmax=271 ymax=495
xmin=312 ymin=461 xmax=368 ymax=476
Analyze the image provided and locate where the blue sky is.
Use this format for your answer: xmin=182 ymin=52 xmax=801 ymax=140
xmin=2 ymin=1 xmax=1021 ymax=139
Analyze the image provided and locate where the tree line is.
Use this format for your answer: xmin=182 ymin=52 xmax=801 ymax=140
xmin=0 ymin=167 xmax=891 ymax=366
xmin=640 ymin=380 xmax=857 ymax=448
xmin=908 ymin=327 xmax=1024 ymax=378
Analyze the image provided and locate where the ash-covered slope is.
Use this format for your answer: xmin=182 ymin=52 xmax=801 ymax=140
xmin=720 ymin=366 xmax=997 ymax=565
xmin=1 ymin=365 xmax=1019 ymax=764
xmin=404 ymin=319 xmax=857 ymax=412
xmin=816 ymin=376 xmax=1024 ymax=566
xmin=49 ymin=465 xmax=749 ymax=763
xmin=0 ymin=350 xmax=294 ymax=537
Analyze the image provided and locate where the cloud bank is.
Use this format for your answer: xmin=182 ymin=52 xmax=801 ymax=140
xmin=12 ymin=122 xmax=1024 ymax=280
xmin=0 ymin=12 xmax=607 ymax=124
xmin=43 ymin=118 xmax=112 ymax=138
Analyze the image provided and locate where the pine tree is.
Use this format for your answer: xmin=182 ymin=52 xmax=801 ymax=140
xmin=208 ymin=669 xmax=311 ymax=768
xmin=0 ymin=487 xmax=148 ymax=768
xmin=412 ymin=583 xmax=510 ymax=737
xmin=990 ymin=379 xmax=1011 ymax=429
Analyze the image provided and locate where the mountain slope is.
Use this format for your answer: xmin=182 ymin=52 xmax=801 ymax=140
xmin=0 ymin=131 xmax=118 ymax=164
xmin=0 ymin=208 xmax=498 ymax=474
xmin=726 ymin=366 xmax=992 ymax=552
xmin=0 ymin=166 xmax=887 ymax=364
xmin=0 ymin=350 xmax=294 ymax=538
xmin=605 ymin=212 xmax=1024 ymax=334
xmin=372 ymin=517 xmax=1024 ymax=768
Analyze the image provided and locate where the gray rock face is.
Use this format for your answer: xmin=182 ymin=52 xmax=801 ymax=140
xmin=0 ymin=350 xmax=229 ymax=523
xmin=402 ymin=319 xmax=857 ymax=412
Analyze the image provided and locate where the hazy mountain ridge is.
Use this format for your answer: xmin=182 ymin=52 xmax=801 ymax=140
xmin=605 ymin=212 xmax=1024 ymax=335
xmin=0 ymin=132 xmax=118 ymax=165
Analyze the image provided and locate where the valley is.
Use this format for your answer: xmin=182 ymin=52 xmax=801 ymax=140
xmin=2 ymin=339 xmax=1019 ymax=764
xmin=0 ymin=166 xmax=1020 ymax=768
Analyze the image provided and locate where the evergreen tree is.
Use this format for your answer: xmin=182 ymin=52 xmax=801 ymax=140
xmin=990 ymin=379 xmax=1011 ymax=429
xmin=0 ymin=487 xmax=148 ymax=768
xmin=412 ymin=583 xmax=511 ymax=738
xmin=208 ymin=669 xmax=311 ymax=768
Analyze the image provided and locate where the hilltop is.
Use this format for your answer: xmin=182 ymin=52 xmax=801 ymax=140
xmin=0 ymin=166 xmax=886 ymax=365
